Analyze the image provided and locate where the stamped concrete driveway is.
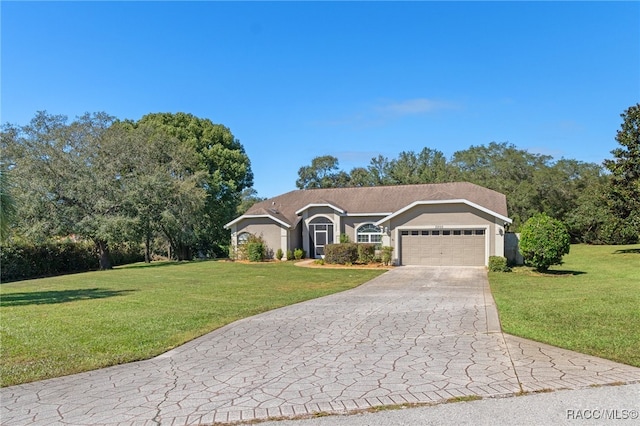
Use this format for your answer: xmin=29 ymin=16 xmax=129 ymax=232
xmin=2 ymin=267 xmax=640 ymax=425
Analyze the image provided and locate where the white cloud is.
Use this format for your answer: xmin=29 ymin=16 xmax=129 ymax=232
xmin=375 ymin=98 xmax=457 ymax=116
xmin=314 ymin=97 xmax=459 ymax=128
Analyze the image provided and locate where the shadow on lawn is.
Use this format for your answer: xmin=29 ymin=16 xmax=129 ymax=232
xmin=613 ymin=248 xmax=640 ymax=254
xmin=0 ymin=288 xmax=136 ymax=307
xmin=542 ymin=270 xmax=586 ymax=276
xmin=116 ymin=260 xmax=206 ymax=270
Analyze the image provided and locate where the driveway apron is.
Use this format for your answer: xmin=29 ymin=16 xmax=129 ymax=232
xmin=2 ymin=267 xmax=639 ymax=425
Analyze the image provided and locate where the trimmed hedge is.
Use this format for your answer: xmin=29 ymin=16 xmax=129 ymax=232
xmin=488 ymin=256 xmax=510 ymax=272
xmin=357 ymin=244 xmax=376 ymax=263
xmin=1 ymin=240 xmax=144 ymax=282
xmin=325 ymin=243 xmax=387 ymax=265
xmin=324 ymin=243 xmax=358 ymax=264
xmin=520 ymin=213 xmax=571 ymax=271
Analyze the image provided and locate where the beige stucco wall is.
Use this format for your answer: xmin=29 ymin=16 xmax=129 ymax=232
xmin=229 ymin=217 xmax=288 ymax=259
xmin=289 ymin=223 xmax=303 ymax=254
xmin=341 ymin=216 xmax=387 ymax=242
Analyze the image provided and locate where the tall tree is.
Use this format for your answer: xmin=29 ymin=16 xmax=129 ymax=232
xmin=0 ymin=161 xmax=17 ymax=241
xmin=348 ymin=167 xmax=376 ymax=187
xmin=115 ymin=122 xmax=207 ymax=262
xmin=531 ymin=159 xmax=604 ymax=225
xmin=296 ymin=155 xmax=350 ymax=189
xmin=3 ymin=111 xmax=253 ymax=264
xmin=366 ymin=155 xmax=393 ymax=186
xmin=236 ymin=188 xmax=266 ymax=215
xmin=2 ymin=112 xmax=131 ymax=269
xmin=603 ymin=103 xmax=640 ymax=243
xmin=451 ymin=142 xmax=552 ymax=229
xmin=564 ymin=176 xmax=619 ymax=244
xmin=386 ymin=148 xmax=450 ymax=184
xmin=135 ymin=113 xmax=253 ymax=256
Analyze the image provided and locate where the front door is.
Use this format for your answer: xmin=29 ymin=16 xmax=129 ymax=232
xmin=309 ymin=217 xmax=334 ymax=258
xmin=314 ymin=227 xmax=328 ymax=257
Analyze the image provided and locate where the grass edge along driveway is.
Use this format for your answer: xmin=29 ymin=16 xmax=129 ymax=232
xmin=0 ymin=261 xmax=385 ymax=387
xmin=489 ymin=244 xmax=640 ymax=368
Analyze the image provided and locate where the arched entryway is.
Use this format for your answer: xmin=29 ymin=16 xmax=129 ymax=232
xmin=309 ymin=216 xmax=334 ymax=258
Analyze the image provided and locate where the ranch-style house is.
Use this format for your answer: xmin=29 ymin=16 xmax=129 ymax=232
xmin=225 ymin=182 xmax=512 ymax=266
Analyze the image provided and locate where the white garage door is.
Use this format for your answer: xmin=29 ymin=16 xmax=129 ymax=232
xmin=400 ymin=229 xmax=486 ymax=266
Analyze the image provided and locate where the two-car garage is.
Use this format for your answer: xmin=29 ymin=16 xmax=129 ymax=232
xmin=399 ymin=228 xmax=487 ymax=266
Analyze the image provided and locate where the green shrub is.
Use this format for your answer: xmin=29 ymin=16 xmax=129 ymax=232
xmin=488 ymin=256 xmax=510 ymax=272
xmin=322 ymin=241 xmax=379 ymax=264
xmin=324 ymin=243 xmax=358 ymax=264
xmin=247 ymin=242 xmax=265 ymax=262
xmin=294 ymin=248 xmax=304 ymax=260
xmin=313 ymin=259 xmax=324 ymax=265
xmin=0 ymin=239 xmax=143 ymax=282
xmin=599 ymin=218 xmax=639 ymax=245
xmin=381 ymin=246 xmax=394 ymax=266
xmin=109 ymin=242 xmax=145 ymax=266
xmin=7 ymin=240 xmax=92 ymax=281
xmin=286 ymin=249 xmax=294 ymax=261
xmin=339 ymin=233 xmax=351 ymax=243
xmin=275 ymin=248 xmax=284 ymax=261
xmin=235 ymin=234 xmax=268 ymax=261
xmin=203 ymin=243 xmax=228 ymax=259
xmin=357 ymin=243 xmax=376 ymax=263
xmin=520 ymin=213 xmax=571 ymax=272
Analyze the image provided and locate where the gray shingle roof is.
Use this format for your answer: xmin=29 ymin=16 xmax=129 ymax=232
xmin=240 ymin=182 xmax=508 ymax=228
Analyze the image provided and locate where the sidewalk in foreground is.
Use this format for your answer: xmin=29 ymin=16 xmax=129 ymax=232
xmin=259 ymin=383 xmax=640 ymax=426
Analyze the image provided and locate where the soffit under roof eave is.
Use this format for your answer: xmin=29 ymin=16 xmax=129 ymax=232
xmin=224 ymin=214 xmax=293 ymax=230
xmin=294 ymin=203 xmax=346 ymax=215
xmin=374 ymin=199 xmax=512 ymax=226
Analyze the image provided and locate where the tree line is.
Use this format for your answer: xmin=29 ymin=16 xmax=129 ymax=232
xmin=1 ymin=105 xmax=637 ymax=272
xmin=296 ymin=104 xmax=640 ymax=245
xmin=1 ymin=111 xmax=253 ymax=269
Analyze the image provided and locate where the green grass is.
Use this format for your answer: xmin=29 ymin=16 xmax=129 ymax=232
xmin=0 ymin=260 xmax=384 ymax=387
xmin=489 ymin=244 xmax=640 ymax=367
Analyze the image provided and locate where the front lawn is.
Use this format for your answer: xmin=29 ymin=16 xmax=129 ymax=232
xmin=490 ymin=244 xmax=640 ymax=367
xmin=0 ymin=261 xmax=384 ymax=387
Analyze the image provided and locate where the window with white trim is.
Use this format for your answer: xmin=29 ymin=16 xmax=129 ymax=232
xmin=237 ymin=232 xmax=251 ymax=245
xmin=356 ymin=223 xmax=384 ymax=244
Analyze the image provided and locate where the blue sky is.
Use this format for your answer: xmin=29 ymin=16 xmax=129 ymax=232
xmin=2 ymin=1 xmax=639 ymax=198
